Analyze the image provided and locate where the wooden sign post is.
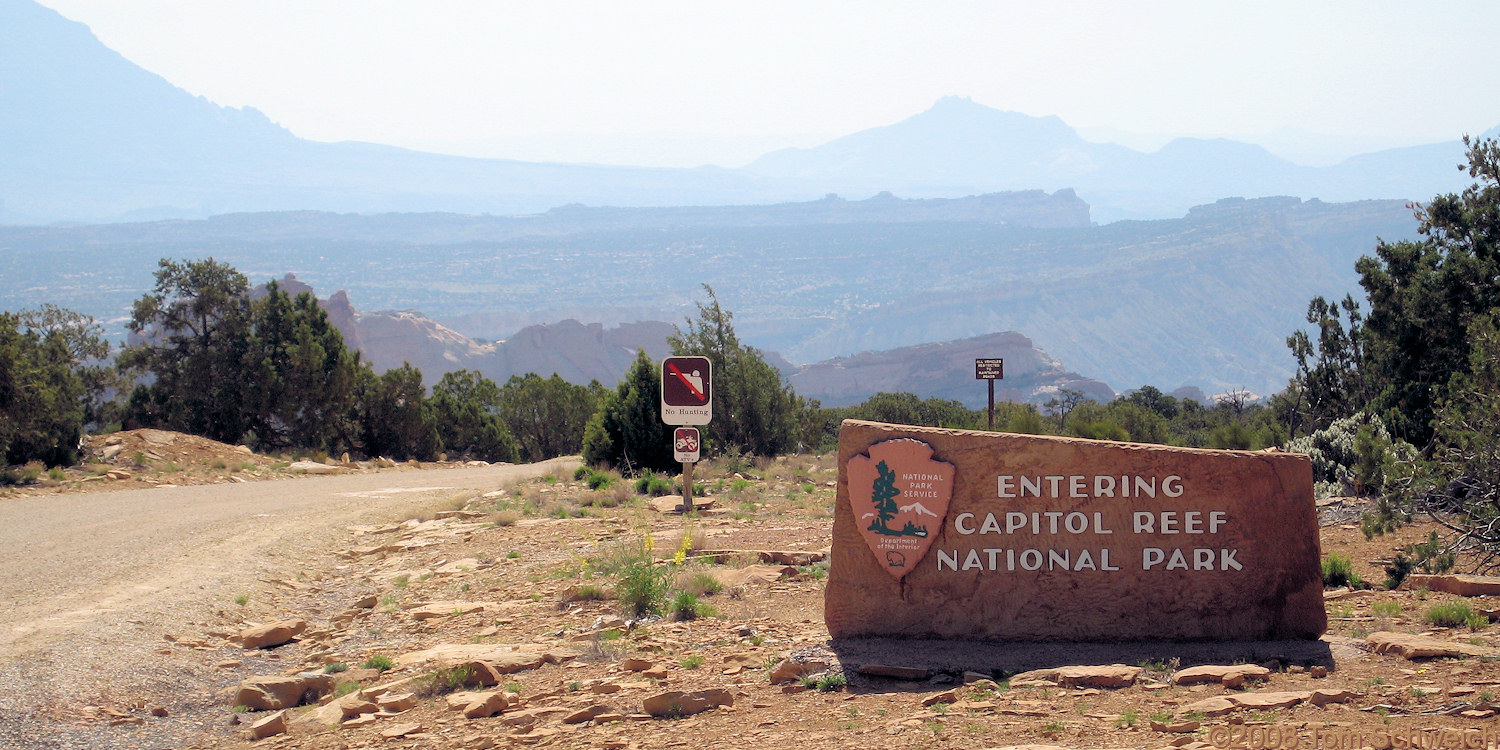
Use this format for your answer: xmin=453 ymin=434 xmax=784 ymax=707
xmin=662 ymin=357 xmax=712 ymax=511
xmin=975 ymin=358 xmax=1004 ymax=430
xmin=673 ymin=427 xmax=701 ymax=510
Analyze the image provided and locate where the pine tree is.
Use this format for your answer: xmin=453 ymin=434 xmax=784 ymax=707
xmin=667 ymin=285 xmax=810 ymax=456
xmin=0 ymin=314 xmax=84 ymax=466
xmin=581 ymin=350 xmax=675 ymax=473
xmin=497 ymin=373 xmax=604 ymax=462
xmin=430 ymin=369 xmax=519 ymax=462
xmin=868 ymin=460 xmax=900 ymax=534
xmin=118 ymin=258 xmax=253 ymax=444
xmin=357 ymin=363 xmax=439 ymax=461
xmin=243 ymin=283 xmax=361 ymax=452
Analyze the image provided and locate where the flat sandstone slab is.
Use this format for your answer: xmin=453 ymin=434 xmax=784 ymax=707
xmin=825 ymin=421 xmax=1325 ymax=641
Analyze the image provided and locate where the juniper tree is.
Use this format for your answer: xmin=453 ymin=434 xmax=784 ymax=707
xmin=668 ymin=285 xmax=809 ymax=456
xmin=580 ymin=350 xmax=675 ymax=474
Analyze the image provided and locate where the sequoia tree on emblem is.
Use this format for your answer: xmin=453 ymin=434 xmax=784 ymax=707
xmin=848 ymin=439 xmax=954 ymax=580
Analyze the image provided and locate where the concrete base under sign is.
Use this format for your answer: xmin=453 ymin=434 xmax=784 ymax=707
xmin=822 ymin=636 xmax=1336 ymax=676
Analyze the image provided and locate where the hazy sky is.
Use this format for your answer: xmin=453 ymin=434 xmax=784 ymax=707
xmin=35 ymin=0 xmax=1500 ymax=166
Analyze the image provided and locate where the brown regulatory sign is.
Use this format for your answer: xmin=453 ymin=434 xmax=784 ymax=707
xmin=975 ymin=358 xmax=1004 ymax=380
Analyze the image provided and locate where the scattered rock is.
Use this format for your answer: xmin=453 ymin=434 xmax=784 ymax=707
xmin=233 ymin=674 xmax=332 ymax=711
xmin=1151 ymin=719 xmax=1201 ymax=733
xmin=1172 ymin=664 xmax=1271 ymax=686
xmin=287 ymin=460 xmax=345 ymax=474
xmin=336 ymin=697 xmax=379 ymax=719
xmin=381 ymin=722 xmax=422 ymax=739
xmin=649 ymin=496 xmax=717 ymax=513
xmin=377 ymin=692 xmax=418 ymax=712
xmin=1180 ymin=696 xmax=1239 ymax=717
xmin=921 ymin=689 xmax=958 ymax=706
xmin=462 ymin=691 xmax=515 ymax=719
xmin=1309 ymin=688 xmax=1357 ymax=707
xmin=238 ymin=619 xmax=307 ymax=649
xmin=396 ymin=643 xmax=576 ymax=670
xmin=1010 ymin=664 xmax=1142 ymax=688
xmin=406 ymin=601 xmax=502 ymax=620
xmin=354 ymin=595 xmax=378 ymax=608
xmin=712 ymin=565 xmax=797 ymax=587
xmin=248 ymin=710 xmax=287 ymax=740
xmin=769 ymin=659 xmax=827 ymax=684
xmin=1367 ymin=631 xmax=1496 ymax=659
xmin=1402 ymin=574 xmax=1500 ymax=597
xmin=445 ymin=691 xmax=488 ymax=711
xmin=759 ymin=550 xmax=827 ymax=565
xmin=1231 ymin=691 xmax=1309 ymax=710
xmin=562 ymin=703 xmax=616 ymax=724
xmin=642 ymin=689 xmax=733 ymax=718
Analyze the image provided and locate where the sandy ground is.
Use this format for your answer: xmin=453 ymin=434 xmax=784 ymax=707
xmin=0 ymin=457 xmax=579 ymax=749
xmin=3 ymin=441 xmax=1499 ymax=750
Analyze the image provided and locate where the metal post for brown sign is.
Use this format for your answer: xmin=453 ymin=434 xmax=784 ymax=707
xmin=988 ymin=379 xmax=995 ymax=430
xmin=975 ymin=358 xmax=1004 ymax=430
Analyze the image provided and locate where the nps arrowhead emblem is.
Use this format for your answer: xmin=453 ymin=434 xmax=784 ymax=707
xmin=848 ymin=439 xmax=954 ymax=581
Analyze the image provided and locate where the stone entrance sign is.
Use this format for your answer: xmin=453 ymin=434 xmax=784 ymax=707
xmin=825 ymin=420 xmax=1326 ymax=641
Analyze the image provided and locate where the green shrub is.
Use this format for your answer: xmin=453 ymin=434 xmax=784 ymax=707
xmin=678 ymin=571 xmax=723 ymax=597
xmin=669 ymin=591 xmax=716 ymax=620
xmin=572 ymin=584 xmax=609 ymax=601
xmin=362 ymin=655 xmax=395 ymax=672
xmin=573 ymin=466 xmax=590 ymax=481
xmin=1383 ymin=531 xmax=1455 ymax=589
xmin=594 ymin=537 xmax=672 ymax=617
xmin=816 ymin=673 xmax=847 ymax=692
xmin=419 ymin=665 xmax=478 ymax=696
xmin=633 ymin=471 xmax=676 ymax=496
xmin=1285 ymin=413 xmax=1415 ymax=498
xmin=1425 ymin=601 xmax=1475 ymax=628
xmin=323 ymin=662 xmax=348 ymax=674
xmin=1321 ymin=552 xmax=1364 ymax=589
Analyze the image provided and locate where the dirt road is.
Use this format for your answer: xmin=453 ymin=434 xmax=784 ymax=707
xmin=0 ymin=458 xmax=578 ymax=749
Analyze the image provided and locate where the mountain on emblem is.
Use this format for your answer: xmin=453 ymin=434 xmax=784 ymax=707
xmin=848 ymin=439 xmax=955 ymax=581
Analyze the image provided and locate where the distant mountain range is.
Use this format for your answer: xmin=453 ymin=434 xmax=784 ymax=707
xmin=265 ymin=274 xmax=1110 ymax=408
xmin=0 ymin=193 xmax=1420 ymax=397
xmin=3 ymin=0 xmax=1495 ymax=224
xmin=0 ymin=0 xmax=1472 ymax=399
xmin=743 ymin=97 xmax=1498 ymax=221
